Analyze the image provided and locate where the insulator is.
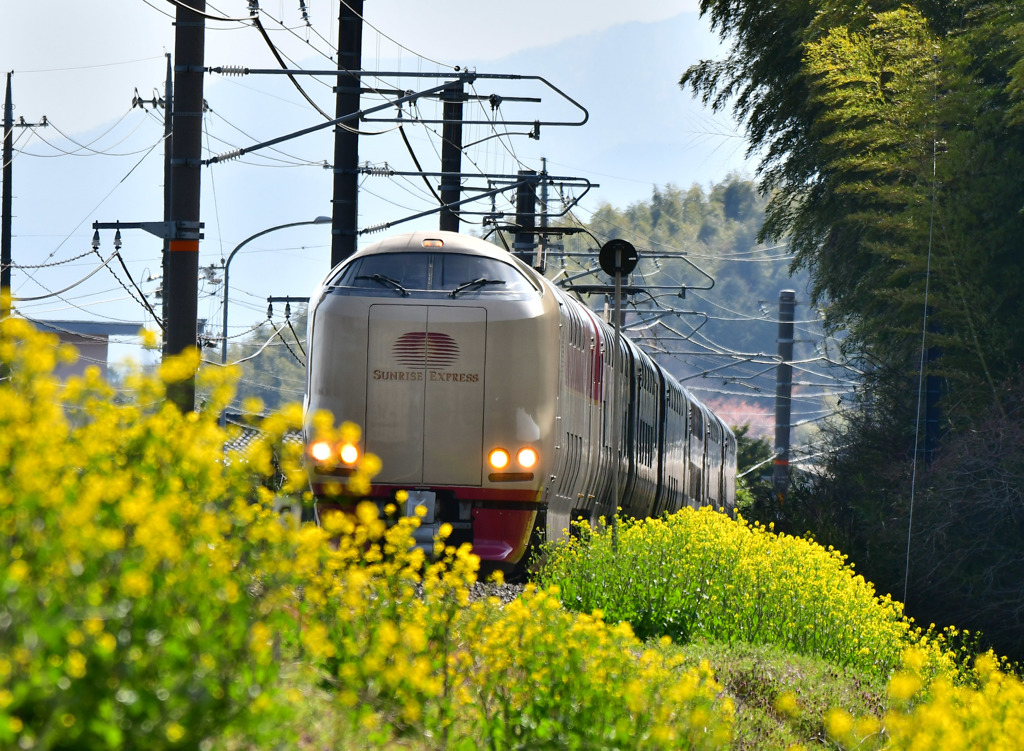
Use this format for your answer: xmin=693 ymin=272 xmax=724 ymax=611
xmin=212 ymin=149 xmax=243 ymax=163
xmin=217 ymin=65 xmax=248 ymax=77
xmin=359 ymin=163 xmax=394 ymax=177
xmin=362 ymin=222 xmax=392 ymax=235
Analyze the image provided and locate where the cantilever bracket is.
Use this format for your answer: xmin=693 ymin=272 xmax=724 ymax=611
xmin=92 ymin=220 xmax=205 ymax=241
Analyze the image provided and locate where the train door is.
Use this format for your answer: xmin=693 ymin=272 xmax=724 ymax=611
xmin=707 ymin=418 xmax=722 ymax=506
xmin=365 ymin=304 xmax=486 ymax=486
xmin=688 ymin=402 xmax=705 ymax=506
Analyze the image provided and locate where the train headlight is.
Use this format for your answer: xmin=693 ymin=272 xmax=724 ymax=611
xmin=339 ymin=443 xmax=360 ymax=465
xmin=488 ymin=448 xmax=510 ymax=470
xmin=517 ymin=447 xmax=539 ymax=469
xmin=309 ymin=441 xmax=333 ymax=463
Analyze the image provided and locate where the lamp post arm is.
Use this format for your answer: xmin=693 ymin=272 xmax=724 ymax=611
xmin=221 ymin=217 xmax=330 ymax=367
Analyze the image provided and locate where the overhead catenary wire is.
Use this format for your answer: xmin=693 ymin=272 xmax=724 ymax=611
xmin=251 ymin=14 xmax=334 ymax=120
xmin=110 ymin=251 xmax=165 ymax=332
xmin=16 ymin=130 xmax=167 ymax=276
xmin=334 ymin=0 xmax=454 ymax=70
xmin=159 ymin=0 xmax=252 ymax=23
xmin=10 ymin=250 xmax=121 ymax=301
xmin=203 ymin=319 xmax=285 ymax=368
xmin=274 ymin=325 xmax=305 ymax=367
xmin=25 ymin=112 xmax=149 ymax=158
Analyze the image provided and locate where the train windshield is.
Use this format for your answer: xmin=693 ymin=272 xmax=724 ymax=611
xmin=328 ymin=252 xmax=540 ymax=299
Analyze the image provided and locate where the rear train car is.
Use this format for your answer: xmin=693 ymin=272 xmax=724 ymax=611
xmin=303 ymin=231 xmax=736 ymax=569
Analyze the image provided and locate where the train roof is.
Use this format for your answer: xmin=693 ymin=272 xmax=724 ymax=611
xmin=353 ymin=231 xmax=513 ymax=261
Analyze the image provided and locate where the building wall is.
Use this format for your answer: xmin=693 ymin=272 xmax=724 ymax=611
xmin=52 ymin=334 xmax=110 ymax=382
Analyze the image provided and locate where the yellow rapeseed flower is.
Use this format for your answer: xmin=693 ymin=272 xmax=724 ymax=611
xmin=888 ymin=672 xmax=923 ymax=703
xmin=825 ymin=708 xmax=854 ymax=740
xmin=774 ymin=691 xmax=799 ymax=717
xmin=66 ymin=651 xmax=87 ymax=679
xmin=165 ymin=723 xmax=186 ymax=743
xmin=7 ymin=559 xmax=29 ymax=584
xmin=119 ymin=570 xmax=152 ymax=599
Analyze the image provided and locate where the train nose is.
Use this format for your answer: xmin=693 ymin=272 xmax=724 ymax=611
xmin=365 ymin=304 xmax=487 ymax=486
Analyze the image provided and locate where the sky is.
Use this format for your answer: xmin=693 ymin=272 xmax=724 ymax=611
xmin=3 ymin=1 xmax=711 ymax=132
xmin=0 ymin=0 xmax=753 ymax=364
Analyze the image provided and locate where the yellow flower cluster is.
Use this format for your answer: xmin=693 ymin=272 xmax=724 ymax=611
xmin=827 ymin=649 xmax=1024 ymax=749
xmin=538 ymin=507 xmax=958 ymax=678
xmin=459 ymin=585 xmax=733 ymax=749
xmin=3 ymin=319 xmax=734 ymax=748
xmin=287 ymin=500 xmax=734 ymax=748
xmin=0 ymin=318 xmax=305 ymax=748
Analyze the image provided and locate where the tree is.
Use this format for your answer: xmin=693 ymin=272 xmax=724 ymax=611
xmin=682 ymin=2 xmax=1024 ymax=410
xmin=682 ymin=1 xmax=1024 ymax=658
xmin=199 ymin=307 xmax=308 ymax=415
xmin=911 ymin=376 xmax=1024 ymax=659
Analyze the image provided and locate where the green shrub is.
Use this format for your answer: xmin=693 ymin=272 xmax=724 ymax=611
xmin=535 ymin=507 xmax=959 ymax=679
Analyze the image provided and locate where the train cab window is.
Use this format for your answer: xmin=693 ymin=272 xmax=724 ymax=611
xmin=330 ymin=252 xmax=429 ymax=293
xmin=435 ymin=254 xmax=538 ymax=297
xmin=328 ymin=252 xmax=539 ymax=299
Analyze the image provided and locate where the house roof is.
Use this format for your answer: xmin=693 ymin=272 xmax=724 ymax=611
xmin=27 ymin=318 xmax=148 ymax=337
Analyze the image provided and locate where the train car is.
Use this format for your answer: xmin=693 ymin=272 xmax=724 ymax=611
xmin=303 ymin=230 xmax=736 ymax=571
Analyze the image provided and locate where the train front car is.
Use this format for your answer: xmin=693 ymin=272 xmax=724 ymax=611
xmin=304 ymin=231 xmax=560 ymax=570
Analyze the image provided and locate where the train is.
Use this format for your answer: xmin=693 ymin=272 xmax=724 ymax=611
xmin=303 ymin=230 xmax=737 ymax=571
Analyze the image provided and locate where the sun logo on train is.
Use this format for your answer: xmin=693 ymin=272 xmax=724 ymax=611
xmin=393 ymin=331 xmax=460 ymax=369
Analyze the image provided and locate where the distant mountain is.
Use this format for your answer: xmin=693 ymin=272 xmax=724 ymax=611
xmin=485 ymin=12 xmax=755 ymax=210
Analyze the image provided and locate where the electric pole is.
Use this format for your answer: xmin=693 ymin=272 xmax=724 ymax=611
xmin=513 ymin=169 xmax=538 ymax=267
xmin=439 ymin=81 xmax=465 ymax=232
xmin=773 ymin=290 xmax=796 ymax=502
xmin=2 ymin=72 xmax=47 ymax=320
xmin=161 ymin=54 xmax=173 ymax=334
xmin=165 ymin=0 xmax=207 ymax=411
xmin=2 ymin=73 xmax=13 ymax=319
xmin=131 ymin=54 xmax=173 ymax=331
xmin=331 ymin=0 xmax=362 ymax=267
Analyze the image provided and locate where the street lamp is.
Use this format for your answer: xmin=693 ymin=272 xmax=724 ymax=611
xmin=221 ymin=216 xmax=331 ymax=366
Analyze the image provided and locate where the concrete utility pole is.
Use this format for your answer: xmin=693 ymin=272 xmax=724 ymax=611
xmin=165 ymin=0 xmax=206 ymax=411
xmin=131 ymin=55 xmax=174 ymax=331
xmin=161 ymin=54 xmax=173 ymax=333
xmin=2 ymin=72 xmax=47 ymax=320
xmin=513 ymin=169 xmax=537 ymax=267
xmin=2 ymin=73 xmax=13 ymax=318
xmin=773 ymin=290 xmax=796 ymax=502
xmin=331 ymin=0 xmax=362 ymax=267
xmin=439 ymin=81 xmax=465 ymax=232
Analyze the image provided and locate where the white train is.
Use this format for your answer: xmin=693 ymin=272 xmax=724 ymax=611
xmin=304 ymin=231 xmax=736 ymax=571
